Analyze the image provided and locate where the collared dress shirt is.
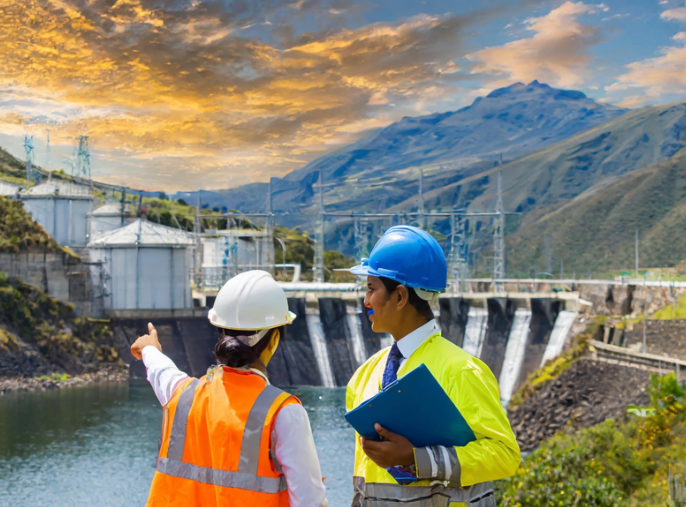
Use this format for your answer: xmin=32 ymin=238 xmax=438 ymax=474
xmin=395 ymin=320 xmax=440 ymax=369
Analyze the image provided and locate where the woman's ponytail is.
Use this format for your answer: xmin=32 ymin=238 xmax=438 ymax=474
xmin=214 ymin=334 xmax=261 ymax=368
xmin=214 ymin=327 xmax=283 ymax=368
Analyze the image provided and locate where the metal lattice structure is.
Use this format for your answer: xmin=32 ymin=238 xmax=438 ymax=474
xmin=73 ymin=135 xmax=92 ymax=183
xmin=45 ymin=127 xmax=51 ymax=172
xmin=418 ymin=167 xmax=425 ymax=229
xmin=313 ymin=171 xmax=325 ymax=283
xmin=353 ymin=215 xmax=371 ymax=263
xmin=23 ymin=134 xmax=35 ymax=183
xmin=194 ymin=192 xmax=203 ymax=289
xmin=264 ymin=180 xmax=275 ymax=275
xmin=448 ymin=213 xmax=471 ymax=292
xmin=493 ymin=171 xmax=505 ymax=292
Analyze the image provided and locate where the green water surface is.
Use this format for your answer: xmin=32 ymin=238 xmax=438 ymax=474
xmin=0 ymin=382 xmax=355 ymax=507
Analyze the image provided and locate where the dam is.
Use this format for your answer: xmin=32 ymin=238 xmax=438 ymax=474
xmin=111 ymin=286 xmax=582 ymax=405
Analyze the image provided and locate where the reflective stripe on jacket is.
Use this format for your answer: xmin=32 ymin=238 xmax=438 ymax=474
xmin=147 ymin=365 xmax=299 ymax=507
xmin=346 ymin=333 xmax=521 ymax=507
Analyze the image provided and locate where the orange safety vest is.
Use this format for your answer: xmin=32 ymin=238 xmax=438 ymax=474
xmin=146 ymin=365 xmax=300 ymax=507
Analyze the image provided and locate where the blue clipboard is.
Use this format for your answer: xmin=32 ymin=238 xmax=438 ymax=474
xmin=344 ymin=364 xmax=476 ymax=448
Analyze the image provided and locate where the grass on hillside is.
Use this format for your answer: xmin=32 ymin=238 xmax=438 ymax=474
xmin=0 ymin=271 xmax=119 ymax=374
xmin=0 ymin=147 xmax=30 ymax=185
xmin=508 ymin=331 xmax=593 ymax=408
xmin=506 ymin=148 xmax=686 ymax=277
xmin=0 ymin=196 xmax=71 ymax=255
xmin=497 ymin=373 xmax=686 ymax=507
xmin=274 ymin=226 xmax=355 ymax=282
xmin=652 ymin=295 xmax=686 ymax=320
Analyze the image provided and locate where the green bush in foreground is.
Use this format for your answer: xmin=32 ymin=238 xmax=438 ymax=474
xmin=0 ymin=271 xmax=119 ymax=374
xmin=497 ymin=374 xmax=686 ymax=506
xmin=0 ymin=196 xmax=65 ymax=254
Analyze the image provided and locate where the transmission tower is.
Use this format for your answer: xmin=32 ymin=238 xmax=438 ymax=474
xmin=353 ymin=215 xmax=370 ymax=263
xmin=544 ymin=235 xmax=553 ymax=274
xmin=73 ymin=135 xmax=92 ymax=183
xmin=45 ymin=127 xmax=51 ymax=173
xmin=264 ymin=179 xmax=275 ymax=274
xmin=418 ymin=167 xmax=425 ymax=229
xmin=23 ymin=134 xmax=35 ymax=184
xmin=493 ymin=171 xmax=505 ymax=292
xmin=448 ymin=214 xmax=470 ymax=292
xmin=313 ymin=171 xmax=325 ymax=283
xmin=194 ymin=191 xmax=203 ymax=289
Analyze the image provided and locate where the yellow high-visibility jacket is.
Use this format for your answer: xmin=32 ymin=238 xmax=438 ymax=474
xmin=346 ymin=332 xmax=521 ymax=507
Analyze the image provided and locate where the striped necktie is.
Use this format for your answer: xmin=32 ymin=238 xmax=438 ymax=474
xmin=382 ymin=342 xmax=403 ymax=389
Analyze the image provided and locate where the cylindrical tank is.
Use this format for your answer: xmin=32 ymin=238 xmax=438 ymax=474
xmin=88 ymin=219 xmax=194 ymax=310
xmin=0 ymin=181 xmax=20 ymax=196
xmin=87 ymin=203 xmax=133 ymax=241
xmin=19 ymin=182 xmax=93 ymax=248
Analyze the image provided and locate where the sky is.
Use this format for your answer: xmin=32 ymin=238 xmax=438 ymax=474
xmin=1 ymin=0 xmax=685 ymax=191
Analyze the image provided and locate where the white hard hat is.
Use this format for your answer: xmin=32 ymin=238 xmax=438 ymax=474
xmin=208 ymin=270 xmax=296 ymax=331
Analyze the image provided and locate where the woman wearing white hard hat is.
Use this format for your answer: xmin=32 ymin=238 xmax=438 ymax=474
xmin=130 ymin=270 xmax=327 ymax=507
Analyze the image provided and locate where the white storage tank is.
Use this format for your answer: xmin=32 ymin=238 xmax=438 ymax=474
xmin=88 ymin=219 xmax=194 ymax=310
xmin=0 ymin=181 xmax=20 ymax=196
xmin=87 ymin=203 xmax=133 ymax=241
xmin=201 ymin=230 xmax=273 ymax=288
xmin=19 ymin=181 xmax=93 ymax=248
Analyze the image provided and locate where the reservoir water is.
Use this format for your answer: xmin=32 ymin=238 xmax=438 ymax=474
xmin=0 ymin=382 xmax=355 ymax=507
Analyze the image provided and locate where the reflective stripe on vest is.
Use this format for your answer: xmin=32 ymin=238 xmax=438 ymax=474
xmin=349 ymin=343 xmax=498 ymax=507
xmin=157 ymin=457 xmax=286 ymax=493
xmin=352 ymin=476 xmax=495 ymax=507
xmin=157 ymin=379 xmax=288 ymax=493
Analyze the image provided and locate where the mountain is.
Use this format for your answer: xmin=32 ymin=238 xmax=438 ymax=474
xmin=416 ymin=99 xmax=686 ymax=215
xmin=286 ymin=80 xmax=626 ymax=182
xmin=175 ymin=81 xmax=627 ymax=217
xmin=505 ymin=147 xmax=686 ymax=274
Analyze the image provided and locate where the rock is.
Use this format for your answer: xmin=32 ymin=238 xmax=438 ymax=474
xmin=508 ymin=359 xmax=651 ymax=451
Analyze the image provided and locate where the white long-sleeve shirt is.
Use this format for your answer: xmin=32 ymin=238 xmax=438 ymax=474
xmin=141 ymin=346 xmax=328 ymax=507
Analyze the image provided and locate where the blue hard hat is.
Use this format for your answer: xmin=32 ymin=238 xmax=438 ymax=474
xmin=349 ymin=225 xmax=447 ymax=292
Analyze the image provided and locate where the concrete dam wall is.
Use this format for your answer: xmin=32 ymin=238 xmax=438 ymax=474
xmin=112 ymin=296 xmax=578 ymax=403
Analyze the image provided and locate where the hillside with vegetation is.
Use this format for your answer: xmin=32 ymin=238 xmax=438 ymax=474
xmin=0 ymin=196 xmax=69 ymax=255
xmin=0 ymin=271 xmax=120 ymax=379
xmin=497 ymin=372 xmax=686 ymax=506
xmin=505 ymin=148 xmax=686 ymax=275
xmin=423 ymin=100 xmax=686 ymax=217
xmin=273 ymin=226 xmax=354 ymax=282
xmin=174 ymin=81 xmax=627 ymax=217
xmin=0 ymin=146 xmax=28 ymax=185
xmin=5 ymin=92 xmax=686 ymax=277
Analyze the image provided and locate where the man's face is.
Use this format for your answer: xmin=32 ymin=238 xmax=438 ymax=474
xmin=363 ymin=276 xmax=398 ymax=333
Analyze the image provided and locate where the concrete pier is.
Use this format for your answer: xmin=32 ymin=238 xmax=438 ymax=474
xmin=111 ymin=290 xmax=583 ymax=391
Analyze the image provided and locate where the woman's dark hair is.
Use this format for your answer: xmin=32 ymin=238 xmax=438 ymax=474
xmin=379 ymin=277 xmax=435 ymax=321
xmin=214 ymin=326 xmax=285 ymax=368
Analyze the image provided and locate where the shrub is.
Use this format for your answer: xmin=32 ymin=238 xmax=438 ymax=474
xmin=509 ymin=333 xmax=590 ymax=408
xmin=0 ymin=272 xmax=119 ymax=374
xmin=497 ymin=373 xmax=686 ymax=507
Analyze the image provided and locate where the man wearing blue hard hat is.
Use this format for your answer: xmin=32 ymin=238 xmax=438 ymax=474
xmin=346 ymin=225 xmax=520 ymax=507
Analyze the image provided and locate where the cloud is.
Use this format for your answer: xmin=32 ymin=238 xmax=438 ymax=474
xmin=0 ymin=0 xmax=494 ymax=189
xmin=661 ymin=2 xmax=686 ymax=22
xmin=466 ymin=2 xmax=604 ymax=88
xmin=605 ymin=42 xmax=686 ymax=101
xmin=605 ymin=5 xmax=686 ymax=105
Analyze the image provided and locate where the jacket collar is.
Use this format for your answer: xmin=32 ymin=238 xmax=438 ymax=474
xmin=395 ymin=320 xmax=439 ymax=360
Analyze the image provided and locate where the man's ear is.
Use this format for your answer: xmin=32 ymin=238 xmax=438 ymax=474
xmin=396 ymin=285 xmax=409 ymax=310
